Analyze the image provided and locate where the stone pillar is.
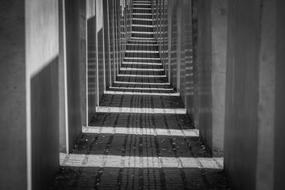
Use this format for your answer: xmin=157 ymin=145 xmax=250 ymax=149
xmin=86 ymin=0 xmax=97 ymax=122
xmin=224 ymin=0 xmax=285 ymax=190
xmin=0 ymin=0 xmax=60 ymax=189
xmin=210 ymin=0 xmax=227 ymax=156
xmin=195 ymin=0 xmax=227 ymax=156
xmin=96 ymin=0 xmax=105 ymax=104
xmin=275 ymin=1 xmax=285 ymax=189
xmin=65 ymin=0 xmax=84 ymax=149
xmin=0 ymin=1 xmax=27 ymax=189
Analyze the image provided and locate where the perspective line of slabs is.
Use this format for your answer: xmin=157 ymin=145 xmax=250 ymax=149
xmin=54 ymin=2 xmax=227 ymax=190
xmin=60 ymin=153 xmax=223 ymax=169
xmin=82 ymin=126 xmax=199 ymax=137
xmin=108 ymin=86 xmax=174 ymax=91
xmin=95 ymin=106 xmax=187 ymax=114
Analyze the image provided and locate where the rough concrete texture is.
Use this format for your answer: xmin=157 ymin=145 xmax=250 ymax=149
xmin=224 ymin=1 xmax=285 ymax=190
xmin=165 ymin=0 xmax=226 ymax=157
xmin=87 ymin=0 xmax=97 ymax=123
xmin=195 ymin=0 xmax=213 ymax=154
xmin=168 ymin=0 xmax=178 ymax=90
xmin=59 ymin=0 xmax=67 ymax=153
xmin=86 ymin=0 xmax=95 ymax=19
xmin=210 ymin=0 xmax=227 ymax=156
xmin=96 ymin=0 xmax=105 ymax=104
xmin=79 ymin=0 xmax=87 ymax=127
xmin=274 ymin=1 xmax=285 ymax=189
xmin=194 ymin=0 xmax=228 ymax=156
xmin=103 ymin=0 xmax=111 ymax=88
xmin=157 ymin=0 xmax=194 ymax=115
xmin=256 ymin=0 xmax=276 ymax=189
xmin=224 ymin=0 xmax=261 ymax=190
xmin=65 ymin=0 xmax=84 ymax=148
xmin=25 ymin=0 xmax=60 ymax=189
xmin=181 ymin=0 xmax=195 ymax=115
xmin=0 ymin=1 xmax=27 ymax=189
xmin=155 ymin=0 xmax=169 ymax=78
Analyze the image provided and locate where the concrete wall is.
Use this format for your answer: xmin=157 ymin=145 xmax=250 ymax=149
xmin=255 ymin=1 xmax=276 ymax=189
xmin=275 ymin=2 xmax=285 ymax=190
xmin=224 ymin=0 xmax=285 ymax=190
xmin=0 ymin=0 xmax=60 ymax=189
xmin=87 ymin=0 xmax=97 ymax=123
xmin=195 ymin=0 xmax=213 ymax=154
xmin=79 ymin=0 xmax=87 ymax=127
xmin=224 ymin=1 xmax=260 ymax=189
xmin=59 ymin=0 xmax=67 ymax=152
xmin=210 ymin=0 xmax=227 ymax=156
xmin=65 ymin=0 xmax=84 ymax=148
xmin=103 ymin=0 xmax=111 ymax=88
xmin=180 ymin=0 xmax=194 ymax=114
xmin=103 ymin=0 xmax=129 ymax=89
xmin=0 ymin=1 xmax=27 ymax=189
xmin=26 ymin=0 xmax=60 ymax=189
xmin=109 ymin=0 xmax=116 ymax=83
xmin=155 ymin=0 xmax=169 ymax=74
xmin=96 ymin=0 xmax=105 ymax=104
xmin=168 ymin=0 xmax=178 ymax=89
xmin=193 ymin=0 xmax=227 ymax=156
xmin=166 ymin=0 xmax=195 ymax=115
xmin=87 ymin=0 xmax=127 ymax=121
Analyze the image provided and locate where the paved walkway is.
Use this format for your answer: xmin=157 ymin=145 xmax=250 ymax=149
xmin=51 ymin=0 xmax=229 ymax=189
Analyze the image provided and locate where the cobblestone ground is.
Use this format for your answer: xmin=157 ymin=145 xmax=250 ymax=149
xmin=50 ymin=112 xmax=230 ymax=190
xmin=50 ymin=0 xmax=230 ymax=189
xmin=51 ymin=167 xmax=229 ymax=190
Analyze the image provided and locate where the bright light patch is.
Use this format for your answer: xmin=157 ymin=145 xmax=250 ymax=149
xmin=104 ymin=91 xmax=179 ymax=96
xmin=122 ymin=61 xmax=162 ymax=65
xmin=82 ymin=126 xmax=199 ymax=137
xmin=117 ymin=74 xmax=166 ymax=78
xmin=120 ymin=67 xmax=164 ymax=71
xmin=124 ymin=57 xmax=160 ymax=60
xmin=96 ymin=106 xmax=186 ymax=114
xmin=60 ymin=153 xmax=224 ymax=169
xmin=125 ymin=50 xmax=159 ymax=53
xmin=109 ymin=86 xmax=173 ymax=91
xmin=114 ymin=81 xmax=170 ymax=85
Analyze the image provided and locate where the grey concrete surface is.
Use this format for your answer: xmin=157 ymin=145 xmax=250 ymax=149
xmin=25 ymin=0 xmax=60 ymax=189
xmin=103 ymin=0 xmax=111 ymax=89
xmin=0 ymin=1 xmax=27 ymax=189
xmin=210 ymin=0 xmax=227 ymax=156
xmin=256 ymin=1 xmax=276 ymax=189
xmin=224 ymin=1 xmax=262 ymax=190
xmin=165 ymin=0 xmax=195 ymax=114
xmin=189 ymin=0 xmax=227 ymax=157
xmin=168 ymin=0 xmax=178 ymax=90
xmin=65 ymin=0 xmax=84 ymax=148
xmin=59 ymin=0 xmax=68 ymax=153
xmin=79 ymin=0 xmax=87 ymax=127
xmin=195 ymin=0 xmax=213 ymax=155
xmin=1 ymin=1 xmax=61 ymax=189
xmin=96 ymin=0 xmax=105 ymax=104
xmin=181 ymin=0 xmax=194 ymax=115
xmin=165 ymin=0 xmax=226 ymax=156
xmin=224 ymin=1 xmax=285 ymax=190
xmin=274 ymin=1 xmax=285 ymax=189
xmin=87 ymin=0 xmax=97 ymax=123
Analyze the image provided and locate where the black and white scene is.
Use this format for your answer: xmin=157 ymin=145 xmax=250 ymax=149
xmin=0 ymin=0 xmax=285 ymax=189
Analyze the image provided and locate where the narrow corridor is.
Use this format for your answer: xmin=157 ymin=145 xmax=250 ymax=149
xmin=51 ymin=0 xmax=228 ymax=189
xmin=2 ymin=0 xmax=285 ymax=189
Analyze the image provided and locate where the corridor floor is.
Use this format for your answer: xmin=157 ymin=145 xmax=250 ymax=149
xmin=51 ymin=0 xmax=229 ymax=189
